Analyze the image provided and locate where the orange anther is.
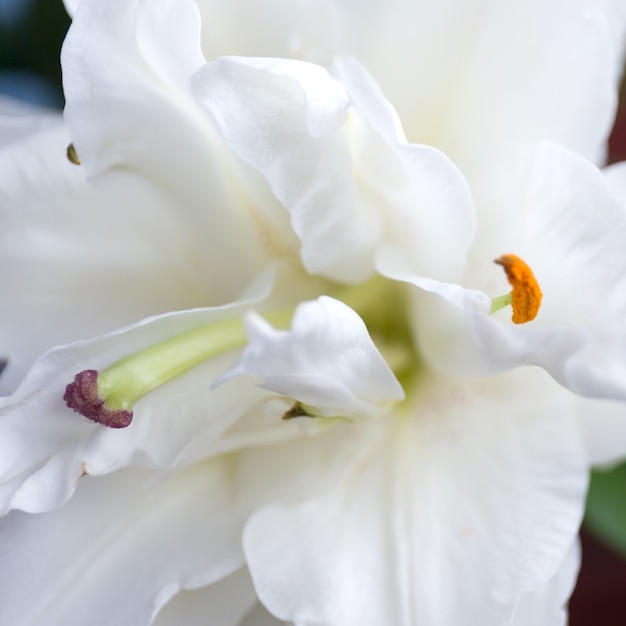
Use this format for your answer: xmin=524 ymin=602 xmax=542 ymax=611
xmin=494 ymin=254 xmax=542 ymax=324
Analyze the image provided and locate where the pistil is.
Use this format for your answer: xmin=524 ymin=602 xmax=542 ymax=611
xmin=64 ymin=311 xmax=291 ymax=428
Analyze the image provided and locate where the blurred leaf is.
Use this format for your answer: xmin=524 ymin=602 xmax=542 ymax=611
xmin=584 ymin=463 xmax=626 ymax=558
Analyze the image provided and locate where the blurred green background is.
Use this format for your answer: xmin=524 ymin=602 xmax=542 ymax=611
xmin=2 ymin=0 xmax=626 ymax=622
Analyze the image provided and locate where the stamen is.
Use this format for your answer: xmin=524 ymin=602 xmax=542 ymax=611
xmin=66 ymin=143 xmax=81 ymax=165
xmin=493 ymin=254 xmax=543 ymax=324
xmin=282 ymin=401 xmax=314 ymax=420
xmin=489 ymin=293 xmax=512 ymax=315
xmin=64 ymin=310 xmax=291 ymax=428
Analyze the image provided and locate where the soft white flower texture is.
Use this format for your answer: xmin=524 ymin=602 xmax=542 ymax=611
xmin=191 ymin=54 xmax=475 ymax=283
xmin=216 ymin=297 xmax=404 ymax=419
xmin=2 ymin=0 xmax=626 ymax=625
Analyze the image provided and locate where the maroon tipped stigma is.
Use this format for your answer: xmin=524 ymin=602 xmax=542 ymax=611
xmin=64 ymin=370 xmax=133 ymax=428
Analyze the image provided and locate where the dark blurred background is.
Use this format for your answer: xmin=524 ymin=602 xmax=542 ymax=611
xmin=1 ymin=1 xmax=626 ymax=623
xmin=0 ymin=0 xmax=69 ymax=107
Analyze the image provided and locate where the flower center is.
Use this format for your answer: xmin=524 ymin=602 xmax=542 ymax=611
xmin=63 ymin=257 xmax=541 ymax=430
xmin=63 ymin=275 xmax=420 ymax=428
xmin=490 ymin=254 xmax=542 ymax=324
xmin=339 ymin=276 xmax=420 ymax=386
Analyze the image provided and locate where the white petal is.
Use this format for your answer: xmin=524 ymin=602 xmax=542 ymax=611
xmin=239 ymin=603 xmax=287 ymax=626
xmin=0 ymin=97 xmax=59 ymax=146
xmin=154 ymin=568 xmax=257 ymax=626
xmin=192 ymin=55 xmax=371 ymax=282
xmin=193 ymin=55 xmax=474 ymax=283
xmin=330 ymin=0 xmax=626 ymax=164
xmin=244 ymin=369 xmax=588 ymax=626
xmin=1 ymin=398 xmax=365 ymax=625
xmin=62 ymin=0 xmax=79 ymax=17
xmin=328 ymin=56 xmax=407 ymax=144
xmin=217 ymin=297 xmax=404 ymax=419
xmin=0 ymin=461 xmax=244 ymax=626
xmin=0 ymin=118 xmax=262 ymax=394
xmin=603 ymin=159 xmax=626 ymax=200
xmin=574 ymin=395 xmax=626 ymax=467
xmin=0 ymin=284 xmax=300 ymax=514
xmin=332 ymin=56 xmax=476 ymax=282
xmin=63 ymin=0 xmax=205 ymax=179
xmin=62 ymin=0 xmax=297 ymax=284
xmin=511 ymin=539 xmax=581 ymax=626
xmin=385 ymin=144 xmax=626 ymax=400
xmin=197 ymin=0 xmax=341 ymax=64
xmin=434 ymin=0 xmax=626 ymax=166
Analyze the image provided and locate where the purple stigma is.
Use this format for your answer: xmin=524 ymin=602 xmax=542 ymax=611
xmin=64 ymin=370 xmax=133 ymax=428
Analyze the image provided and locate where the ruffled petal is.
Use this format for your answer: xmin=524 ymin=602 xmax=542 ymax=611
xmin=191 ymin=55 xmax=369 ymax=282
xmin=1 ymin=383 xmax=366 ymax=625
xmin=64 ymin=0 xmax=626 ymax=166
xmin=244 ymin=369 xmax=588 ymax=626
xmin=0 ymin=461 xmax=244 ymax=626
xmin=331 ymin=56 xmax=476 ymax=282
xmin=192 ymin=55 xmax=474 ymax=282
xmin=382 ymin=143 xmax=626 ymax=400
xmin=217 ymin=297 xmax=404 ymax=420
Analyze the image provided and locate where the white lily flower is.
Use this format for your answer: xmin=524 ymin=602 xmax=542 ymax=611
xmin=2 ymin=0 xmax=626 ymax=625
